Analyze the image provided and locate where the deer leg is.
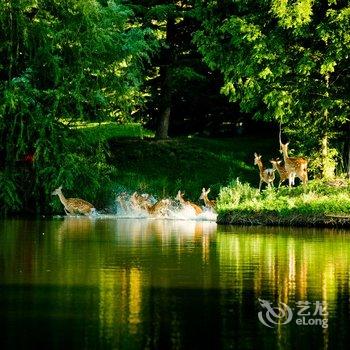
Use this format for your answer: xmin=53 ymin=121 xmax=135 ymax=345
xmin=302 ymin=176 xmax=307 ymax=186
xmin=259 ymin=180 xmax=262 ymax=192
xmin=303 ymin=171 xmax=308 ymax=185
xmin=292 ymin=173 xmax=297 ymax=186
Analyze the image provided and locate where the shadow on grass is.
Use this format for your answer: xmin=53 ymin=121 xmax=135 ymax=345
xmin=108 ymin=136 xmax=276 ymax=201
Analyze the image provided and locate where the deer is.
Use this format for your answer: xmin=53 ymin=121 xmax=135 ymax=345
xmin=199 ymin=188 xmax=216 ymax=209
xmin=130 ymin=192 xmax=152 ymax=211
xmin=176 ymin=190 xmax=203 ymax=215
xmin=254 ymin=153 xmax=275 ymax=191
xmin=280 ymin=142 xmax=308 ymax=187
xmin=270 ymin=158 xmax=289 ymax=188
xmin=52 ymin=186 xmax=96 ymax=215
xmin=140 ymin=199 xmax=171 ymax=216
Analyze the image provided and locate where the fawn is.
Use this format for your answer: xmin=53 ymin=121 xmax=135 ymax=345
xmin=52 ymin=186 xmax=95 ymax=215
xmin=199 ymin=188 xmax=216 ymax=209
xmin=270 ymin=158 xmax=289 ymax=188
xmin=254 ymin=153 xmax=275 ymax=191
xmin=280 ymin=142 xmax=308 ymax=187
xmin=176 ymin=190 xmax=203 ymax=215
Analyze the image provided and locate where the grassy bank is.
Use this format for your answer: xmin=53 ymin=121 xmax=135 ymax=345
xmin=216 ymin=179 xmax=350 ymax=227
xmin=107 ymin=136 xmax=275 ymax=202
xmin=54 ymin=123 xmax=350 ymax=227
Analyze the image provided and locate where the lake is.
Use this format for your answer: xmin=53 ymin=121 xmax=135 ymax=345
xmin=0 ymin=217 xmax=349 ymax=349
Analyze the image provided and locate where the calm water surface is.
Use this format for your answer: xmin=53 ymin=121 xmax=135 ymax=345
xmin=0 ymin=218 xmax=349 ymax=349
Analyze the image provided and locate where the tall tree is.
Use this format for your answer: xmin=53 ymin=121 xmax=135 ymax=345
xmin=195 ymin=0 xmax=350 ymax=177
xmin=128 ymin=1 xmax=204 ymax=139
xmin=0 ymin=0 xmax=153 ymax=214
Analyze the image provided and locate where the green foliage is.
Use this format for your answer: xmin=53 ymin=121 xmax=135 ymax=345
xmin=0 ymin=0 xmax=155 ymax=215
xmin=48 ymin=141 xmax=118 ymax=211
xmin=127 ymin=0 xmax=230 ymax=138
xmin=0 ymin=171 xmax=21 ymax=214
xmin=217 ymin=179 xmax=259 ymax=210
xmin=194 ymin=0 xmax=350 ymax=173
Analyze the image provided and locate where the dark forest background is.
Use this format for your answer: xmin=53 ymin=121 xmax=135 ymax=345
xmin=1 ymin=0 xmax=350 ymax=215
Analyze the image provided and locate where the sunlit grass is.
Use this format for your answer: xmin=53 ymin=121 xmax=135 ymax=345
xmin=72 ymin=122 xmax=154 ymax=143
xmin=217 ymin=179 xmax=350 ymax=216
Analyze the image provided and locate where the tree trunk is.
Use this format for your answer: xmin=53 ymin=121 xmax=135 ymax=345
xmin=155 ymin=66 xmax=171 ymax=139
xmin=320 ymin=75 xmax=335 ymax=179
xmin=321 ymin=133 xmax=335 ymax=179
xmin=346 ymin=121 xmax=350 ymax=178
xmin=155 ymin=18 xmax=175 ymax=140
xmin=156 ymin=105 xmax=171 ymax=140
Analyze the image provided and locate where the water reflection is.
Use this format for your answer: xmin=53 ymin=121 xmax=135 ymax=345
xmin=0 ymin=220 xmax=350 ymax=349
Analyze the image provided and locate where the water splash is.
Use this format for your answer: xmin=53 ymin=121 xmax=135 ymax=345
xmin=113 ymin=191 xmax=217 ymax=222
xmin=167 ymin=205 xmax=217 ymax=221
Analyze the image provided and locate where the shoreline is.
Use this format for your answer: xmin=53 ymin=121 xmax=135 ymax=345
xmin=217 ymin=211 xmax=350 ymax=228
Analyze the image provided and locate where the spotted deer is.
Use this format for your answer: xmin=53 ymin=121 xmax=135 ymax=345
xmin=52 ymin=186 xmax=96 ymax=215
xmin=199 ymin=188 xmax=216 ymax=209
xmin=270 ymin=158 xmax=289 ymax=188
xmin=254 ymin=153 xmax=275 ymax=191
xmin=130 ymin=192 xmax=152 ymax=210
xmin=176 ymin=190 xmax=203 ymax=215
xmin=280 ymin=142 xmax=308 ymax=187
xmin=140 ymin=199 xmax=170 ymax=216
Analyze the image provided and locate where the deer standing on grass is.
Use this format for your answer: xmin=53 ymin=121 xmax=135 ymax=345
xmin=280 ymin=142 xmax=308 ymax=187
xmin=176 ymin=190 xmax=203 ymax=215
xmin=270 ymin=158 xmax=289 ymax=188
xmin=52 ymin=186 xmax=96 ymax=215
xmin=254 ymin=153 xmax=275 ymax=191
xmin=199 ymin=188 xmax=216 ymax=209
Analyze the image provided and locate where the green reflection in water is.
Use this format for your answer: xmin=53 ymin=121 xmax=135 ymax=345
xmin=0 ymin=218 xmax=350 ymax=349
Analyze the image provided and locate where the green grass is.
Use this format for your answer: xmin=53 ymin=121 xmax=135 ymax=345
xmin=72 ymin=122 xmax=154 ymax=143
xmin=216 ymin=179 xmax=350 ymax=216
xmin=107 ymin=136 xmax=275 ymax=202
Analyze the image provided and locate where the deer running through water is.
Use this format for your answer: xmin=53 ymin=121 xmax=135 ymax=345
xmin=130 ymin=192 xmax=170 ymax=217
xmin=176 ymin=190 xmax=203 ymax=215
xmin=199 ymin=188 xmax=216 ymax=209
xmin=140 ymin=199 xmax=171 ymax=216
xmin=52 ymin=186 xmax=96 ymax=216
